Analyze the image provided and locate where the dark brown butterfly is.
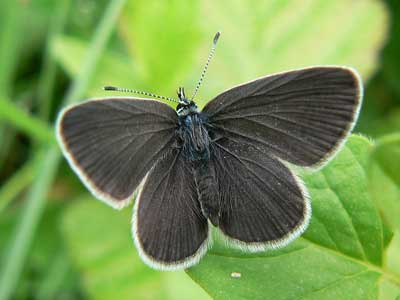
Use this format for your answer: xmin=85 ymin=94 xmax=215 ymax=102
xmin=56 ymin=32 xmax=362 ymax=270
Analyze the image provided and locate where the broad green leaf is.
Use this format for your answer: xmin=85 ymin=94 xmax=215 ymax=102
xmin=187 ymin=135 xmax=400 ymax=300
xmin=62 ymin=197 xmax=211 ymax=300
xmin=368 ymin=135 xmax=400 ymax=232
xmin=380 ymin=278 xmax=400 ymax=300
xmin=367 ymin=133 xmax=400 ymax=281
xmin=370 ymin=134 xmax=400 ymax=187
xmin=385 ymin=232 xmax=400 ymax=279
xmin=301 ymin=135 xmax=382 ymax=265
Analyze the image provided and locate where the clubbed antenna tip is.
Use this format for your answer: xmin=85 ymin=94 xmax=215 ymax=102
xmin=103 ymin=86 xmax=118 ymax=91
xmin=213 ymin=31 xmax=221 ymax=45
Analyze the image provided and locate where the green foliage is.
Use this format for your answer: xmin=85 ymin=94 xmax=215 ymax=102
xmin=370 ymin=134 xmax=400 ymax=187
xmin=368 ymin=134 xmax=400 ymax=231
xmin=187 ymin=136 xmax=400 ymax=300
xmin=368 ymin=133 xmax=400 ymax=284
xmin=0 ymin=0 xmax=399 ymax=299
xmin=0 ymin=1 xmax=128 ymax=299
xmin=0 ymin=99 xmax=54 ymax=143
xmin=62 ymin=197 xmax=210 ymax=300
xmin=197 ymin=0 xmax=387 ymax=107
xmin=0 ymin=203 xmax=83 ymax=299
xmin=52 ymin=0 xmax=387 ymax=109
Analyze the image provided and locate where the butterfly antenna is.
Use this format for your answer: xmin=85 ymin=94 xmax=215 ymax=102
xmin=103 ymin=86 xmax=180 ymax=104
xmin=190 ymin=31 xmax=221 ymax=101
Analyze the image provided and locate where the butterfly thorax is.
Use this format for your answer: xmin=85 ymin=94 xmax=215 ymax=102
xmin=175 ymin=87 xmax=210 ymax=161
xmin=177 ymin=111 xmax=210 ymax=162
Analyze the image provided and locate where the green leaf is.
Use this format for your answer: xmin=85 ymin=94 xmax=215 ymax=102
xmin=360 ymin=108 xmax=400 ymax=139
xmin=301 ymin=135 xmax=382 ymax=265
xmin=380 ymin=278 xmax=400 ymax=300
xmin=187 ymin=136 xmax=400 ymax=300
xmin=385 ymin=232 xmax=400 ymax=279
xmin=62 ymin=197 xmax=211 ymax=300
xmin=368 ymin=134 xmax=400 ymax=232
xmin=367 ymin=133 xmax=400 ymax=283
xmin=370 ymin=134 xmax=400 ymax=187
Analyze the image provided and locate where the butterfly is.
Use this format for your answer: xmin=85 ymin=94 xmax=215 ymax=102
xmin=56 ymin=32 xmax=362 ymax=270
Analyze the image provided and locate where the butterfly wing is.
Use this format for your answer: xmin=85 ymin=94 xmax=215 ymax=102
xmin=57 ymin=97 xmax=178 ymax=209
xmin=203 ymin=66 xmax=362 ymax=168
xmin=211 ymin=139 xmax=310 ymax=250
xmin=132 ymin=149 xmax=209 ymax=270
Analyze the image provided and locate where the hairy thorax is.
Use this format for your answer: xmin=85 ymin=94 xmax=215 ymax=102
xmin=177 ymin=113 xmax=211 ymax=162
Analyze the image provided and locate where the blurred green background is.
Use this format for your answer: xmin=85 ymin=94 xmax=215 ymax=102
xmin=0 ymin=0 xmax=398 ymax=299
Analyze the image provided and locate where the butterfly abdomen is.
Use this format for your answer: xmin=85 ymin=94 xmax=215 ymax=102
xmin=193 ymin=160 xmax=220 ymax=226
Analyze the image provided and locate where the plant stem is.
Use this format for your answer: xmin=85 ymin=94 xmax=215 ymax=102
xmin=37 ymin=0 xmax=71 ymax=120
xmin=0 ymin=0 xmax=127 ymax=298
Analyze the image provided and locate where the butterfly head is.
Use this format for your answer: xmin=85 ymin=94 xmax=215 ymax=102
xmin=176 ymin=87 xmax=198 ymax=116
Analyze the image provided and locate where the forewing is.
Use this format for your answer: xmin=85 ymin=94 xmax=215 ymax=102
xmin=133 ymin=149 xmax=209 ymax=270
xmin=212 ymin=139 xmax=311 ymax=250
xmin=203 ymin=66 xmax=362 ymax=168
xmin=56 ymin=98 xmax=178 ymax=209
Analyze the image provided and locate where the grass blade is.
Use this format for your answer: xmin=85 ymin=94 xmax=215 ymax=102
xmin=37 ymin=0 xmax=71 ymax=120
xmin=0 ymin=0 xmax=23 ymax=97
xmin=0 ymin=98 xmax=54 ymax=143
xmin=0 ymin=154 xmax=40 ymax=213
xmin=0 ymin=0 xmax=127 ymax=298
xmin=0 ymin=0 xmax=26 ymax=168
